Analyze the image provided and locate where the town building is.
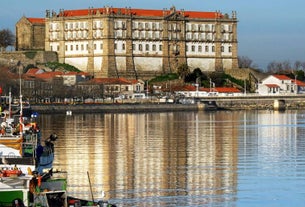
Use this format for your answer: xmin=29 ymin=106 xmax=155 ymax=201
xmin=16 ymin=17 xmax=45 ymax=51
xmin=16 ymin=6 xmax=238 ymax=79
xmin=173 ymin=85 xmax=242 ymax=97
xmin=256 ymin=74 xmax=305 ymax=95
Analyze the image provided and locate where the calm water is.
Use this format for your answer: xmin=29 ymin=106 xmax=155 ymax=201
xmin=37 ymin=110 xmax=305 ymax=207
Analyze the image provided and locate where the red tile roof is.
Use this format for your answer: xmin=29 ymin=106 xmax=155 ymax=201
xmin=60 ymin=7 xmax=222 ymax=19
xmin=293 ymin=79 xmax=305 ymax=87
xmin=34 ymin=71 xmax=63 ymax=79
xmin=265 ymin=84 xmax=280 ymax=88
xmin=173 ymin=85 xmax=241 ymax=93
xmin=214 ymin=87 xmax=241 ymax=93
xmin=26 ymin=68 xmax=41 ymax=75
xmin=27 ymin=18 xmax=45 ymax=24
xmin=273 ymin=74 xmax=291 ymax=80
xmin=90 ymin=78 xmax=137 ymax=85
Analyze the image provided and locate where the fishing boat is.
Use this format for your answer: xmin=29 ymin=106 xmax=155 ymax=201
xmin=0 ymin=97 xmax=116 ymax=206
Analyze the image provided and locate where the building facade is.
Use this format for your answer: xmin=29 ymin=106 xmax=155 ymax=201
xmin=16 ymin=17 xmax=45 ymax=51
xmin=256 ymin=74 xmax=305 ymax=95
xmin=23 ymin=6 xmax=238 ymax=79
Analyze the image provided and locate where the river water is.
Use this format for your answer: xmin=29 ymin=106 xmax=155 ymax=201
xmin=37 ymin=110 xmax=305 ymax=207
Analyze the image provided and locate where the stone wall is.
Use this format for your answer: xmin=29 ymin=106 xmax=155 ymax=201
xmin=0 ymin=51 xmax=58 ymax=67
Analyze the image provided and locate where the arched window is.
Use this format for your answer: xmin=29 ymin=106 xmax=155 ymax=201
xmin=205 ymin=46 xmax=209 ymax=52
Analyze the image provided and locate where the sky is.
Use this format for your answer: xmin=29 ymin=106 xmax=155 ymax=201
xmin=1 ymin=0 xmax=305 ymax=70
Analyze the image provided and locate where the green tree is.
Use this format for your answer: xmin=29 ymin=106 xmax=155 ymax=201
xmin=0 ymin=29 xmax=15 ymax=51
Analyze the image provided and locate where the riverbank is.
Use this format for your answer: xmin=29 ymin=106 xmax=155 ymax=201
xmin=31 ymin=103 xmax=201 ymax=114
xmin=31 ymin=97 xmax=305 ymax=114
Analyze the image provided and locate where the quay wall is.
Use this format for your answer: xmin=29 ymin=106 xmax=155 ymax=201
xmin=31 ymin=103 xmax=200 ymax=114
xmin=31 ymin=97 xmax=305 ymax=114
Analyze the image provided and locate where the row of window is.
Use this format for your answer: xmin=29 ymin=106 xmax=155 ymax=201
xmin=50 ymin=42 xmax=232 ymax=54
xmin=50 ymin=21 xmax=233 ymax=33
xmin=49 ymin=30 xmax=233 ymax=42
xmin=186 ymin=45 xmax=232 ymax=53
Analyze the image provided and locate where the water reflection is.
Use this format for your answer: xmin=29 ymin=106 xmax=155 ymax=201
xmin=38 ymin=110 xmax=305 ymax=206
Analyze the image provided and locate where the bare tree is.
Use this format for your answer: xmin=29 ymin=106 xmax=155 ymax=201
xmin=301 ymin=62 xmax=305 ymax=72
xmin=0 ymin=29 xmax=15 ymax=51
xmin=238 ymin=56 xmax=254 ymax=68
xmin=294 ymin=61 xmax=302 ymax=70
xmin=267 ymin=61 xmax=278 ymax=73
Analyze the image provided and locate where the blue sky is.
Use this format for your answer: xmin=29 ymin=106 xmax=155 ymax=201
xmin=1 ymin=0 xmax=305 ymax=70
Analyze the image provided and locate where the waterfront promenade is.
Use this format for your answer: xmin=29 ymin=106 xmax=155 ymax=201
xmin=31 ymin=94 xmax=305 ymax=114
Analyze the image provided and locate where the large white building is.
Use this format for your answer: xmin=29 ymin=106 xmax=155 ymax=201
xmin=43 ymin=6 xmax=238 ymax=79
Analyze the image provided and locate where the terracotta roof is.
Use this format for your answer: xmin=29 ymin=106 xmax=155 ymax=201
xmin=60 ymin=7 xmax=222 ymax=19
xmin=35 ymin=71 xmax=63 ymax=79
xmin=90 ymin=78 xmax=137 ymax=85
xmin=27 ymin=18 xmax=45 ymax=24
xmin=265 ymin=84 xmax=280 ymax=88
xmin=214 ymin=87 xmax=241 ymax=93
xmin=172 ymin=85 xmax=196 ymax=91
xmin=293 ymin=79 xmax=305 ymax=87
xmin=173 ymin=85 xmax=240 ymax=93
xmin=26 ymin=68 xmax=40 ymax=75
xmin=273 ymin=74 xmax=291 ymax=80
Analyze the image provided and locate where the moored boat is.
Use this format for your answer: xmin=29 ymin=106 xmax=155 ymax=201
xmin=0 ymin=100 xmax=116 ymax=206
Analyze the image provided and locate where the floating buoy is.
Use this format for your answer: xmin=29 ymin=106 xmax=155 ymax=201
xmin=66 ymin=110 xmax=72 ymax=116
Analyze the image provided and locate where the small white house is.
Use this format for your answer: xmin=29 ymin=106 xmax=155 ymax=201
xmin=257 ymin=75 xmax=298 ymax=95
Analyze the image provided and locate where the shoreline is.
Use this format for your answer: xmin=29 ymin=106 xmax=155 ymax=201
xmin=31 ymin=100 xmax=305 ymax=114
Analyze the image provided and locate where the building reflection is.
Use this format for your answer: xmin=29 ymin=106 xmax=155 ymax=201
xmin=39 ymin=111 xmax=239 ymax=205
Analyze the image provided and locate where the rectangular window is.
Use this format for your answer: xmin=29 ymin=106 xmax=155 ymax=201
xmin=81 ymin=44 xmax=84 ymax=50
xmin=198 ymin=45 xmax=202 ymax=52
xmin=152 ymin=44 xmax=156 ymax=51
xmin=100 ymin=43 xmax=103 ymax=50
xmin=70 ymin=45 xmax=73 ymax=51
xmin=191 ymin=45 xmax=195 ymax=52
xmin=159 ymin=45 xmax=162 ymax=51
xmin=145 ymin=44 xmax=149 ymax=51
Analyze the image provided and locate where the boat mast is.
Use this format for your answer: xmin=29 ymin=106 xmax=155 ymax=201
xmin=8 ymin=90 xmax=11 ymax=119
xmin=18 ymin=62 xmax=23 ymax=137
